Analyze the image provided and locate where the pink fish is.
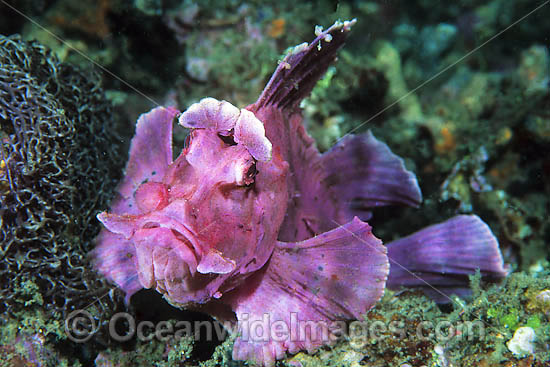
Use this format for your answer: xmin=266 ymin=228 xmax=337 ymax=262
xmin=94 ymin=20 xmax=507 ymax=366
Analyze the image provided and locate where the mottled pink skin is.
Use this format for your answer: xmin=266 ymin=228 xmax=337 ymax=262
xmin=94 ymin=20 xmax=507 ymax=367
xmin=135 ymin=182 xmax=169 ymax=212
xmin=96 ymin=108 xmax=289 ymax=306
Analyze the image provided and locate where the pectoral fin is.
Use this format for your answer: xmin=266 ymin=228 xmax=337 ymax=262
xmin=92 ymin=230 xmax=141 ymax=304
xmin=224 ymin=217 xmax=388 ymax=366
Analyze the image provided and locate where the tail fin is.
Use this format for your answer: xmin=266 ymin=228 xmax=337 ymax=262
xmin=386 ymin=215 xmax=507 ymax=302
xmin=253 ymin=19 xmax=356 ymax=112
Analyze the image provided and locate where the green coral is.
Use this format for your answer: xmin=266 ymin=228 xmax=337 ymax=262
xmin=0 ymin=33 xmax=126 ymax=352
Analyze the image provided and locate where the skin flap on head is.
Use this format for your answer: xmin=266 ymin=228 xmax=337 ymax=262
xmin=179 ymin=97 xmax=272 ymax=161
xmin=234 ymin=109 xmax=272 ymax=162
xmin=178 ymin=97 xmax=240 ymax=132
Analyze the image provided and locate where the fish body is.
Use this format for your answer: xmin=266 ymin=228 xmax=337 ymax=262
xmin=95 ymin=20 xmax=506 ymax=366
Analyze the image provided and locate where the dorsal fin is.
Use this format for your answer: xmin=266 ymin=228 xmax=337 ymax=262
xmin=253 ymin=19 xmax=356 ymax=112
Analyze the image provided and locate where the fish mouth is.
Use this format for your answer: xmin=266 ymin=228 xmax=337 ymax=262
xmin=139 ymin=203 xmax=203 ymax=258
xmin=133 ymin=222 xmax=203 ymax=301
xmin=170 ymin=227 xmax=200 ymax=266
xmin=140 ymin=221 xmax=201 ymax=266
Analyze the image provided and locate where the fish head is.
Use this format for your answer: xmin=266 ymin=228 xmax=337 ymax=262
xmin=98 ymin=100 xmax=288 ymax=307
xmin=170 ymin=99 xmax=290 ymax=274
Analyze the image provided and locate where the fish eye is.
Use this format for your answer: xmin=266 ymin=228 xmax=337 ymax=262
xmin=246 ymin=163 xmax=257 ymax=180
xmin=184 ymin=133 xmax=191 ymax=149
xmin=243 ymin=162 xmax=257 ymax=187
xmin=217 ymin=133 xmax=237 ymax=146
xmin=233 ymin=159 xmax=258 ymax=187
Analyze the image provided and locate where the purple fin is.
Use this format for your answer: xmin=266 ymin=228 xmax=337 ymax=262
xmin=254 ymin=20 xmax=355 ymax=111
xmin=93 ymin=107 xmax=178 ymax=302
xmin=92 ymin=230 xmax=141 ymax=303
xmin=321 ymin=131 xmax=422 ymax=219
xmin=225 ymin=217 xmax=388 ymax=366
xmin=273 ymin=129 xmax=422 ymax=242
xmin=386 ymin=215 xmax=507 ymax=300
xmin=268 ymin=112 xmax=333 ymax=242
xmin=112 ymin=106 xmax=178 ymax=214
xmin=248 ymin=20 xmax=358 ymax=243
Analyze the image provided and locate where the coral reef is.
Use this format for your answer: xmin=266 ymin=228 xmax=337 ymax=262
xmin=0 ymin=33 xmax=125 ymax=357
xmin=0 ymin=0 xmax=548 ymax=366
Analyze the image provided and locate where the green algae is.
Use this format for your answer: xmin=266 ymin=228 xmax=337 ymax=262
xmin=281 ymin=264 xmax=550 ymax=367
xmin=371 ymin=40 xmax=423 ymax=125
xmin=198 ymin=334 xmax=236 ymax=367
xmin=0 ymin=278 xmax=73 ymax=366
xmin=95 ymin=334 xmax=194 ymax=367
xmin=444 ymin=271 xmax=550 ymax=365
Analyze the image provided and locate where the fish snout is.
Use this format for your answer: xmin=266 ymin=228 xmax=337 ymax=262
xmin=133 ymin=226 xmax=202 ymax=301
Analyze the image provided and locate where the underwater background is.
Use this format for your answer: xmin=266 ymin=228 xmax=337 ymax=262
xmin=0 ymin=0 xmax=549 ymax=366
